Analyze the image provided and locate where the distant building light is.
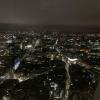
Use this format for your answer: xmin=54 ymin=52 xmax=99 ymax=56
xmin=14 ymin=58 xmax=21 ymax=70
xmin=68 ymin=57 xmax=78 ymax=61
xmin=13 ymin=36 xmax=16 ymax=39
xmin=25 ymin=44 xmax=32 ymax=49
xmin=18 ymin=78 xmax=24 ymax=82
xmin=6 ymin=40 xmax=12 ymax=43
xmin=20 ymin=43 xmax=23 ymax=49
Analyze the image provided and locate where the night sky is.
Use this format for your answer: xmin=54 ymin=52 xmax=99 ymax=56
xmin=0 ymin=0 xmax=100 ymax=26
